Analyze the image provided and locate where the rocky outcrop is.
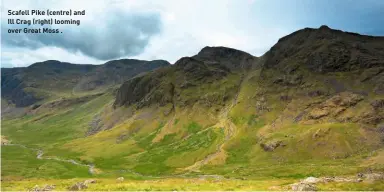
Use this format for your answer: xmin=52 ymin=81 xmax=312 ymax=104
xmin=68 ymin=179 xmax=97 ymax=191
xmin=113 ymin=70 xmax=173 ymax=108
xmin=29 ymin=184 xmax=55 ymax=192
xmin=359 ymin=172 xmax=384 ymax=182
xmin=117 ymin=177 xmax=124 ymax=182
xmin=290 ymin=173 xmax=383 ymax=191
xmin=113 ymin=48 xmax=250 ymax=109
xmin=1 ymin=135 xmax=11 ymax=145
xmin=68 ymin=182 xmax=87 ymax=191
xmin=358 ymin=100 xmax=384 ymax=125
xmin=371 ymin=99 xmax=384 ymax=110
xmin=193 ymin=46 xmax=259 ymax=70
xmin=1 ymin=68 xmax=41 ymax=107
xmin=291 ymin=182 xmax=317 ymax=191
xmin=260 ymin=140 xmax=286 ymax=152
xmin=264 ymin=25 xmax=384 ymax=73
xmin=84 ymin=179 xmax=97 ymax=185
xmin=307 ymin=92 xmax=364 ymax=120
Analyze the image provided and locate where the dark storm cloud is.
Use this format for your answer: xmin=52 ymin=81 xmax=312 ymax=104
xmin=2 ymin=12 xmax=162 ymax=60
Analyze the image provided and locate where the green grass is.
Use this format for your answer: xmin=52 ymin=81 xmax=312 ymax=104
xmin=2 ymin=64 xmax=384 ymax=191
xmin=1 ymin=177 xmax=297 ymax=191
xmin=1 ymin=145 xmax=91 ymax=180
xmin=132 ymin=128 xmax=222 ymax=175
xmin=1 ymin=93 xmax=114 ymax=178
xmin=3 ymin=177 xmax=383 ymax=191
xmin=2 ymin=93 xmax=113 ymax=148
xmin=317 ymin=181 xmax=384 ymax=191
xmin=185 ymin=121 xmax=203 ymax=133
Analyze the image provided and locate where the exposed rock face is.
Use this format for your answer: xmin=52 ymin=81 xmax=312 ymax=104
xmin=260 ymin=140 xmax=286 ymax=152
xmin=1 ymin=68 xmax=41 ymax=107
xmin=272 ymin=73 xmax=303 ymax=86
xmin=193 ymin=46 xmax=259 ymax=70
xmin=308 ymin=90 xmax=326 ymax=97
xmin=113 ymin=69 xmax=173 ymax=108
xmin=114 ymin=47 xmax=256 ymax=109
xmin=264 ymin=25 xmax=384 ymax=73
xmin=360 ymin=67 xmax=384 ymax=82
xmin=371 ymin=99 xmax=384 ymax=110
xmin=175 ymin=57 xmax=231 ymax=83
xmin=112 ymin=27 xmax=383 ymax=124
xmin=307 ymin=92 xmax=364 ymax=120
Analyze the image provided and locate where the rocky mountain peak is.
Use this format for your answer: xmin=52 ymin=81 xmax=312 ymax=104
xmin=196 ymin=46 xmax=253 ymax=59
xmin=264 ymin=25 xmax=384 ymax=72
xmin=193 ymin=46 xmax=258 ymax=70
xmin=319 ymin=25 xmax=331 ymax=30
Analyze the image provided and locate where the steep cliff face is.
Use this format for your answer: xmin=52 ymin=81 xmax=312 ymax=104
xmin=193 ymin=46 xmax=258 ymax=70
xmin=114 ymin=47 xmax=259 ymax=109
xmin=264 ymin=25 xmax=384 ymax=72
xmin=114 ymin=26 xmax=384 ymax=112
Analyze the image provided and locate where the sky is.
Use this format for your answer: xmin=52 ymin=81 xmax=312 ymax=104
xmin=1 ymin=0 xmax=384 ymax=68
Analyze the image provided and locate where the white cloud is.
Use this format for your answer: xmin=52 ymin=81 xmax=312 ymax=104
xmin=2 ymin=0 xmax=291 ymax=67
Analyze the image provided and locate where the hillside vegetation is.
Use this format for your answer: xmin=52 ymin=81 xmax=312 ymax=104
xmin=1 ymin=25 xmax=384 ymax=191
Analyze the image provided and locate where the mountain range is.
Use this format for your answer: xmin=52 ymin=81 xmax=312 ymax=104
xmin=1 ymin=25 xmax=384 ymax=191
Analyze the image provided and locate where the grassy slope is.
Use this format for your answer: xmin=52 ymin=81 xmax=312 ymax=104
xmin=1 ymin=66 xmax=383 ymax=190
xmin=1 ymin=93 xmax=114 ymax=181
xmin=198 ymin=69 xmax=383 ymax=179
xmin=1 ymin=145 xmax=91 ymax=180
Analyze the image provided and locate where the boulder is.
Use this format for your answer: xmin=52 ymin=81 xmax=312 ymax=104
xmin=29 ymin=185 xmax=55 ymax=192
xmin=371 ymin=99 xmax=384 ymax=110
xmin=260 ymin=140 xmax=286 ymax=152
xmin=41 ymin=185 xmax=55 ymax=191
xmin=1 ymin=135 xmax=11 ymax=145
xmin=117 ymin=177 xmax=124 ymax=182
xmin=308 ymin=90 xmax=325 ymax=97
xmin=308 ymin=108 xmax=329 ymax=119
xmin=302 ymin=177 xmax=321 ymax=184
xmin=30 ymin=185 xmax=40 ymax=192
xmin=291 ymin=182 xmax=317 ymax=191
xmin=68 ymin=182 xmax=87 ymax=191
xmin=363 ymin=173 xmax=384 ymax=182
xmin=84 ymin=179 xmax=97 ymax=185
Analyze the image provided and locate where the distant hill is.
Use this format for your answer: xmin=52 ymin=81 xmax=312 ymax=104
xmin=1 ymin=59 xmax=170 ymax=107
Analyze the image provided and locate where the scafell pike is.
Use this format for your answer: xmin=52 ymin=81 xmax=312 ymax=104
xmin=8 ymin=9 xmax=85 ymax=16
